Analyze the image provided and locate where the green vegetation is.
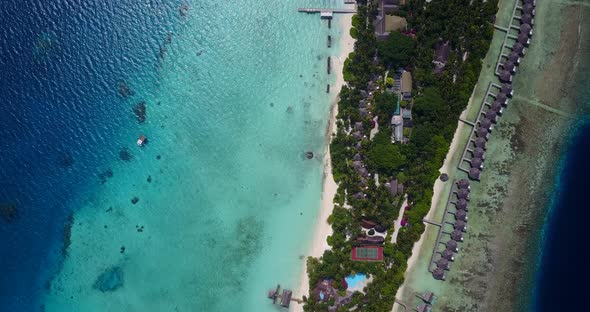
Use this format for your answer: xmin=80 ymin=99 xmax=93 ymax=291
xmin=374 ymin=91 xmax=398 ymax=124
xmin=304 ymin=1 xmax=498 ymax=311
xmin=377 ymin=31 xmax=415 ymax=69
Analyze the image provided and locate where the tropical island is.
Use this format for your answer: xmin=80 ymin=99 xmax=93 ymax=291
xmin=302 ymin=0 xmax=498 ymax=311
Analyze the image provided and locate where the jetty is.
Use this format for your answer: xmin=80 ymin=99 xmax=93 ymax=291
xmin=297 ymin=8 xmax=357 ymax=15
xmin=327 ymin=56 xmax=331 ymax=74
xmin=328 ymin=35 xmax=332 ymax=48
xmin=267 ymin=285 xmax=302 ymax=308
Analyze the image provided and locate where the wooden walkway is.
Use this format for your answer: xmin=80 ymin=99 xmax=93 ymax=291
xmin=297 ymin=8 xmax=357 ymax=13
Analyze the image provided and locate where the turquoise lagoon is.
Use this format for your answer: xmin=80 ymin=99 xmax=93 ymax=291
xmin=41 ymin=1 xmax=350 ymax=311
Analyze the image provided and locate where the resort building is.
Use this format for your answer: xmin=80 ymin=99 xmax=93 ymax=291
xmin=351 ymin=246 xmax=384 ymax=261
xmin=432 ymin=268 xmax=446 ymax=280
xmin=433 ymin=40 xmax=451 ymax=74
xmin=457 ymin=179 xmax=470 ymax=189
xmin=400 ymin=71 xmax=413 ymax=100
xmin=454 ymin=220 xmax=467 ymax=232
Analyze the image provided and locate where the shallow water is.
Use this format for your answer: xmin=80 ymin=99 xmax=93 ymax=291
xmin=0 ymin=0 xmax=346 ymax=311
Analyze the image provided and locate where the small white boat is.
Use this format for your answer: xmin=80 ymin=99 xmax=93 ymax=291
xmin=137 ymin=135 xmax=147 ymax=147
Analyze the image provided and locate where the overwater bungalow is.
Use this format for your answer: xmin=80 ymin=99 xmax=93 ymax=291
xmin=520 ymin=13 xmax=534 ymax=25
xmin=468 ymin=167 xmax=481 ymax=180
xmin=518 ymin=32 xmax=531 ymax=46
xmin=522 ymin=4 xmax=536 ymax=16
xmin=420 ymin=292 xmax=436 ymax=304
xmin=507 ymin=52 xmax=521 ymax=65
xmin=454 ymin=220 xmax=467 ymax=232
xmin=501 ymin=83 xmax=514 ymax=97
xmin=523 ymin=0 xmax=537 ymax=6
xmin=496 ymin=92 xmax=509 ymax=105
xmin=512 ymin=42 xmax=526 ymax=56
xmin=456 ymin=189 xmax=470 ymax=200
xmin=485 ymin=109 xmax=498 ymax=123
xmin=446 ymin=240 xmax=459 ymax=252
xmin=473 ymin=147 xmax=486 ymax=159
xmin=455 ymin=209 xmax=468 ymax=221
xmin=470 ymin=157 xmax=484 ymax=169
xmin=490 ymin=101 xmax=504 ymax=114
xmin=455 ymin=198 xmax=468 ymax=210
xmin=499 ymin=70 xmax=513 ymax=83
xmin=479 ymin=118 xmax=493 ymax=130
xmin=432 ymin=268 xmax=446 ymax=280
xmin=474 ymin=136 xmax=487 ymax=149
xmin=451 ymin=230 xmax=464 ymax=242
xmin=280 ymin=289 xmax=292 ymax=308
xmin=457 ymin=179 xmax=470 ymax=189
xmin=440 ymin=249 xmax=455 ymax=261
xmin=476 ymin=127 xmax=490 ymax=140
xmin=436 ymin=258 xmax=450 ymax=270
xmin=502 ymin=61 xmax=517 ymax=74
xmin=520 ymin=23 xmax=533 ymax=37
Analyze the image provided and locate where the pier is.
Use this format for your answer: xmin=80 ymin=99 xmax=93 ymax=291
xmin=327 ymin=57 xmax=331 ymax=74
xmin=267 ymin=284 xmax=302 ymax=308
xmin=297 ymin=8 xmax=357 ymax=14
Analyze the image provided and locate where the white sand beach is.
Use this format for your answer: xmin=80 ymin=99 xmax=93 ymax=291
xmin=291 ymin=12 xmax=356 ymax=312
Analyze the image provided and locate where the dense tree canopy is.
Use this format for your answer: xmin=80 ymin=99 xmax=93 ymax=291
xmin=377 ymin=31 xmax=415 ymax=68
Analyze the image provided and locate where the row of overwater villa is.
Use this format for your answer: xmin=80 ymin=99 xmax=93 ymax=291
xmin=457 ymin=0 xmax=537 ymax=181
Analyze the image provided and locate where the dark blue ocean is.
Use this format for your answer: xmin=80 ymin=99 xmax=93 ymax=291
xmin=532 ymin=117 xmax=590 ymax=311
xmin=0 ymin=1 xmax=180 ymax=310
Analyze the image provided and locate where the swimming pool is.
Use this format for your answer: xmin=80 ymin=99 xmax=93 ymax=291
xmin=345 ymin=273 xmax=367 ymax=289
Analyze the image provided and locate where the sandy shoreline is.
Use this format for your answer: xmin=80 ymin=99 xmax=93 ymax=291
xmin=291 ymin=12 xmax=356 ymax=312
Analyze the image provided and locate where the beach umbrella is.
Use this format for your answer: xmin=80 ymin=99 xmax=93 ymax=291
xmin=501 ymin=83 xmax=514 ymax=96
xmin=469 ymin=168 xmax=481 ymax=180
xmin=441 ymin=249 xmax=455 ymax=261
xmin=451 ymin=230 xmax=464 ymax=242
xmin=503 ymin=61 xmax=517 ymax=74
xmin=456 ymin=189 xmax=470 ymax=200
xmin=521 ymin=14 xmax=534 ymax=25
xmin=457 ymin=179 xmax=470 ymax=189
xmin=512 ymin=42 xmax=525 ymax=56
xmin=485 ymin=110 xmax=498 ymax=123
xmin=520 ymin=23 xmax=533 ymax=37
xmin=472 ymin=147 xmax=486 ymax=159
xmin=454 ymin=220 xmax=467 ymax=232
xmin=499 ymin=70 xmax=513 ymax=83
xmin=522 ymin=4 xmax=536 ymax=16
xmin=455 ymin=198 xmax=469 ymax=210
xmin=474 ymin=137 xmax=487 ymax=149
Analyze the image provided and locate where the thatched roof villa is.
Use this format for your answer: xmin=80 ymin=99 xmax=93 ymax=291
xmin=455 ymin=198 xmax=468 ymax=210
xmin=472 ymin=147 xmax=486 ymax=159
xmin=451 ymin=230 xmax=464 ymax=242
xmin=455 ymin=209 xmax=468 ymax=221
xmin=470 ymin=157 xmax=484 ymax=169
xmin=469 ymin=167 xmax=481 ymax=180
xmin=476 ymin=127 xmax=490 ymax=140
xmin=485 ymin=109 xmax=498 ymax=124
xmin=446 ymin=239 xmax=459 ymax=252
xmin=454 ymin=220 xmax=467 ymax=232
xmin=456 ymin=188 xmax=470 ymax=200
xmin=457 ymin=179 xmax=470 ymax=189
xmin=520 ymin=13 xmax=534 ymax=25
xmin=499 ymin=70 xmax=513 ymax=83
xmin=495 ymin=92 xmax=509 ymax=105
xmin=522 ymin=4 xmax=536 ymax=16
xmin=520 ymin=23 xmax=533 ymax=37
xmin=436 ymin=258 xmax=451 ymax=270
xmin=523 ymin=0 xmax=537 ymax=6
xmin=507 ymin=52 xmax=520 ymax=65
xmin=518 ymin=32 xmax=531 ymax=46
xmin=503 ymin=61 xmax=517 ymax=74
xmin=490 ymin=101 xmax=504 ymax=114
xmin=512 ymin=42 xmax=526 ymax=56
xmin=440 ymin=249 xmax=455 ymax=261
xmin=479 ymin=118 xmax=493 ymax=130
xmin=501 ymin=83 xmax=514 ymax=96
xmin=474 ymin=136 xmax=487 ymax=149
xmin=432 ymin=268 xmax=446 ymax=280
